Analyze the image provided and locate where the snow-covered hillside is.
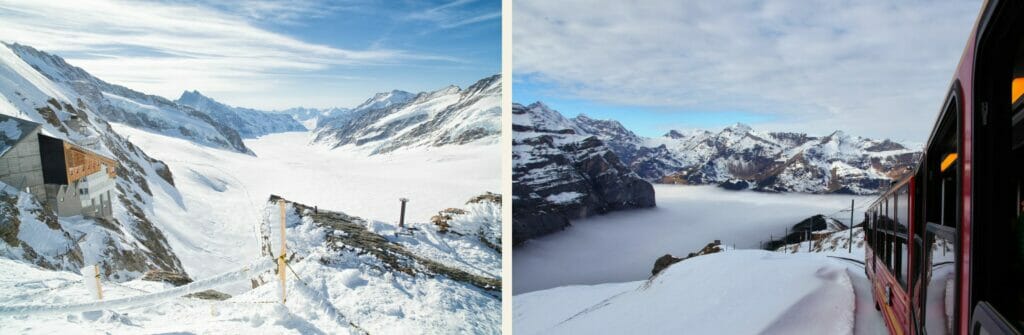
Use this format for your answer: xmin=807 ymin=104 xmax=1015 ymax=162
xmin=531 ymin=101 xmax=921 ymax=194
xmin=6 ymin=43 xmax=252 ymax=154
xmin=0 ymin=42 xmax=188 ymax=281
xmin=512 ymin=102 xmax=655 ymax=244
xmin=312 ymin=75 xmax=501 ymax=154
xmin=0 ymin=194 xmax=502 ymax=334
xmin=176 ymin=90 xmax=305 ymax=138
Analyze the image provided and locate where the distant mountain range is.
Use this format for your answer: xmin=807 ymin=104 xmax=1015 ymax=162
xmin=512 ymin=101 xmax=921 ymax=243
xmin=7 ymin=43 xmax=254 ymax=154
xmin=176 ymin=90 xmax=305 ymax=138
xmin=7 ymin=43 xmax=501 ymax=157
xmin=276 ymin=106 xmax=350 ymax=129
xmin=311 ymin=74 xmax=501 ymax=154
xmin=567 ymin=104 xmax=920 ymax=194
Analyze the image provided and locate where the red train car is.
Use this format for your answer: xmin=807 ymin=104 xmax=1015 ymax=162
xmin=864 ymin=1 xmax=1024 ymax=334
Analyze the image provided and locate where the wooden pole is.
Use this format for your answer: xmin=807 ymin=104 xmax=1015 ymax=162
xmin=94 ymin=264 xmax=103 ymax=301
xmin=279 ymin=200 xmax=286 ymax=304
xmin=399 ymin=198 xmax=409 ymax=228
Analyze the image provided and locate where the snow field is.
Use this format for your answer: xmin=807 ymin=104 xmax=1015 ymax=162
xmin=0 ymin=256 xmax=358 ymax=334
xmin=515 ymin=251 xmax=862 ymax=334
xmin=111 ymin=125 xmax=499 ymax=290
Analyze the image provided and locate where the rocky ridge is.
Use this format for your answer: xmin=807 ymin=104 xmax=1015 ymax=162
xmin=512 ymin=102 xmax=656 ymax=244
xmin=312 ymin=74 xmax=501 ymax=154
xmin=176 ymin=90 xmax=305 ymax=138
xmin=569 ymin=107 xmax=921 ymax=194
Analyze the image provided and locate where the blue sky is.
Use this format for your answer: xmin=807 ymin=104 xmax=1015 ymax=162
xmin=0 ymin=0 xmax=500 ymax=110
xmin=514 ymin=0 xmax=981 ymax=141
xmin=515 ymin=75 xmax=772 ymax=137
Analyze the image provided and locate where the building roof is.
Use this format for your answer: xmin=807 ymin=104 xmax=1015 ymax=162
xmin=0 ymin=114 xmax=41 ymax=157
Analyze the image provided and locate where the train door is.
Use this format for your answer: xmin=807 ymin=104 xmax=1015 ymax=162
xmin=970 ymin=0 xmax=1024 ymax=333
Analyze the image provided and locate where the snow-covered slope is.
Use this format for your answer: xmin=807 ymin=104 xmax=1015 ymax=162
xmin=545 ymin=101 xmax=921 ymax=194
xmin=0 ymin=42 xmax=187 ymax=281
xmin=515 ymin=250 xmax=865 ymax=334
xmin=176 ymin=90 xmax=305 ymax=138
xmin=512 ymin=102 xmax=655 ymax=244
xmin=312 ymin=75 xmax=501 ymax=154
xmin=252 ymin=196 xmax=501 ymax=333
xmin=5 ymin=43 xmax=251 ymax=154
xmin=0 ymin=191 xmax=503 ymax=334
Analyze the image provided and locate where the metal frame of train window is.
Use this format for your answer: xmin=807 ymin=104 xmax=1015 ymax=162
xmin=923 ymin=82 xmax=962 ymax=333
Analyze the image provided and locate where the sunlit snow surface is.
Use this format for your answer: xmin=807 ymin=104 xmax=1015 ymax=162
xmin=515 ymin=251 xmax=880 ymax=335
xmin=513 ymin=185 xmax=874 ymax=294
xmin=111 ymin=125 xmax=499 ymax=284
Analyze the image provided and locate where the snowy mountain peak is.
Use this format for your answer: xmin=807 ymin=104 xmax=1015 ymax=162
xmin=437 ymin=84 xmax=461 ymax=94
xmin=721 ymin=122 xmax=754 ymax=135
xmin=175 ymin=90 xmax=220 ymax=110
xmin=354 ymin=89 xmax=415 ymax=112
xmin=177 ymin=90 xmax=211 ymax=104
xmin=513 ymin=101 xmax=580 ymax=135
xmin=571 ymin=114 xmax=642 ymax=158
xmin=174 ymin=89 xmax=305 ymax=138
xmin=312 ymin=75 xmax=500 ymax=153
xmin=466 ymin=74 xmax=501 ymax=92
xmin=665 ymin=130 xmax=685 ymax=139
xmin=822 ymin=130 xmax=846 ymax=141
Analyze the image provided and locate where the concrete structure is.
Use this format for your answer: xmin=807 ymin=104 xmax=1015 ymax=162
xmin=0 ymin=115 xmax=46 ymax=199
xmin=0 ymin=114 xmax=116 ymax=219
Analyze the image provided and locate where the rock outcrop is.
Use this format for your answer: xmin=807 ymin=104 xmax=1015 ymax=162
xmin=650 ymin=240 xmax=725 ymax=276
xmin=512 ymin=102 xmax=656 ymax=244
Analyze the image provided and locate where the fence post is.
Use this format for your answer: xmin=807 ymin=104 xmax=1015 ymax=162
xmin=399 ymin=198 xmax=409 ymax=228
xmin=82 ymin=264 xmax=103 ymax=301
xmin=849 ymin=199 xmax=855 ymax=253
xmin=278 ymin=200 xmax=287 ymax=305
xmin=806 ymin=229 xmax=811 ymax=252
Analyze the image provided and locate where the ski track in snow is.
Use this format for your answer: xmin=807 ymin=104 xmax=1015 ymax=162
xmin=513 ymin=184 xmax=874 ymax=294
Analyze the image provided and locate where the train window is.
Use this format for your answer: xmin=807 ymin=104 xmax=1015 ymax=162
xmin=883 ymin=197 xmax=892 ymax=268
xmin=898 ymin=186 xmax=910 ymax=287
xmin=922 ymin=94 xmax=960 ymax=333
xmin=897 ymin=186 xmax=910 ymax=230
xmin=891 ymin=193 xmax=899 ymax=275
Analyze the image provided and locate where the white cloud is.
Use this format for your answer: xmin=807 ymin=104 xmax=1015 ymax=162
xmin=0 ymin=0 xmax=451 ymax=107
xmin=407 ymin=0 xmax=500 ymax=31
xmin=514 ymin=0 xmax=982 ymax=141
